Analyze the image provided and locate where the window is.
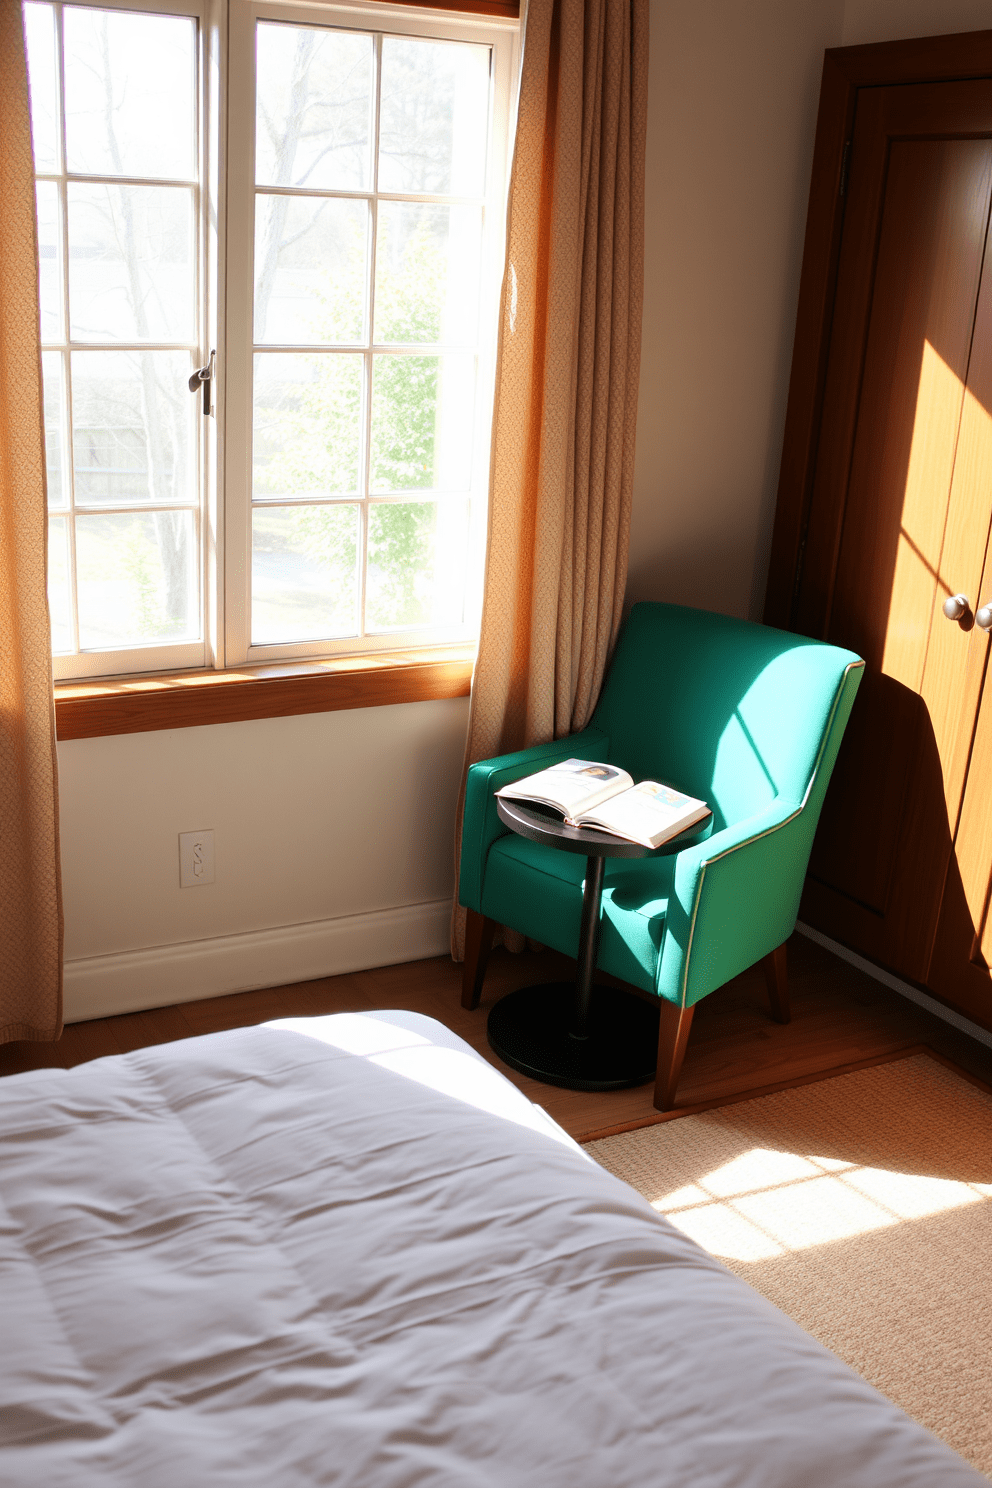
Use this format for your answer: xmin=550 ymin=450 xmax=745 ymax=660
xmin=25 ymin=0 xmax=517 ymax=682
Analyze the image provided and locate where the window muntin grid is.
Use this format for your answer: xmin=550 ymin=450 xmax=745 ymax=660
xmin=27 ymin=0 xmax=205 ymax=676
xmin=246 ymin=20 xmax=495 ymax=652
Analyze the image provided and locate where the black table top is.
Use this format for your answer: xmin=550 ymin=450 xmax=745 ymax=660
xmin=492 ymin=798 xmax=633 ymax=858
xmin=495 ymin=797 xmax=715 ymax=859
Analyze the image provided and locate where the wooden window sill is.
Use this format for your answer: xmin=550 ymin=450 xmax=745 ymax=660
xmin=54 ymin=645 xmax=476 ymax=741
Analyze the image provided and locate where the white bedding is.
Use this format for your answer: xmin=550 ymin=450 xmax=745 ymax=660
xmin=0 ymin=1010 xmax=982 ymax=1486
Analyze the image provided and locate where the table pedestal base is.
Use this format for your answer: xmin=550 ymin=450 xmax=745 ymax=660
xmin=487 ymin=982 xmax=660 ymax=1092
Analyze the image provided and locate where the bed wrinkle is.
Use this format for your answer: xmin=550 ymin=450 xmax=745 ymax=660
xmin=0 ymin=1401 xmax=119 ymax=1450
xmin=238 ymin=1146 xmax=518 ymax=1210
xmin=307 ymin=1233 xmax=729 ymax=1346
xmin=0 ymin=1105 xmax=166 ymax=1140
xmin=101 ymin=1336 xmax=359 ymax=1411
xmin=123 ymin=1028 xmax=367 ymax=1099
xmin=17 ymin=1205 xmax=299 ymax=1265
xmin=228 ymin=1181 xmax=715 ymax=1292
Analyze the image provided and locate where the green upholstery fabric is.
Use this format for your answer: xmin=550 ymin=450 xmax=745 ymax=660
xmin=459 ymin=603 xmax=864 ymax=1007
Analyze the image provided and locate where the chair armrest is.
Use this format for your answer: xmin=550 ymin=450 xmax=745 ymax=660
xmin=657 ymin=797 xmax=810 ymax=1007
xmin=458 ymin=727 xmax=610 ymax=912
xmin=657 ymin=654 xmax=863 ymax=1007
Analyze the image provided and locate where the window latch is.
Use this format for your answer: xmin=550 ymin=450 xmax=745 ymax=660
xmin=189 ymin=349 xmax=216 ymax=416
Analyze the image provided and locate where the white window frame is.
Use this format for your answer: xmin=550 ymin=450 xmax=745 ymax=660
xmin=40 ymin=0 xmax=226 ymax=681
xmin=39 ymin=0 xmax=517 ymax=681
xmin=223 ymin=0 xmax=517 ymax=668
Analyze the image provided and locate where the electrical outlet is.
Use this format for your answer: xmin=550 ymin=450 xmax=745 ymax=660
xmin=179 ymin=830 xmax=215 ymax=888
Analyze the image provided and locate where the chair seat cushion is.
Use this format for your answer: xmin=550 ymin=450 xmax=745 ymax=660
xmin=481 ymin=834 xmax=677 ymax=994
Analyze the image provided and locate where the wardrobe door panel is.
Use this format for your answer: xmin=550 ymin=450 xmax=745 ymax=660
xmin=795 ymin=81 xmax=992 ymax=979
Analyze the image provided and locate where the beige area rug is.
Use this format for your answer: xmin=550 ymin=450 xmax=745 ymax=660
xmin=586 ymin=1052 xmax=992 ymax=1478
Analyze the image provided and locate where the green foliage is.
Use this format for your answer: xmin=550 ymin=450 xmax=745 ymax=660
xmin=256 ymin=207 xmax=457 ymax=629
xmin=374 ymin=208 xmax=444 ymax=343
xmin=367 ymin=502 xmax=435 ymax=628
xmin=284 ymin=504 xmax=358 ymax=632
xmin=126 ymin=529 xmax=164 ymax=636
xmin=370 ymin=356 xmax=439 ymax=492
xmin=77 ymin=515 xmax=186 ymax=644
xmin=256 ymin=355 xmax=363 ymax=499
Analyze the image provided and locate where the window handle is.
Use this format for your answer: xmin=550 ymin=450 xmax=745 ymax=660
xmin=189 ymin=349 xmax=216 ymax=416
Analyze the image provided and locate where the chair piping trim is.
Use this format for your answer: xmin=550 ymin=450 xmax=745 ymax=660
xmin=675 ymin=659 xmax=864 ymax=1009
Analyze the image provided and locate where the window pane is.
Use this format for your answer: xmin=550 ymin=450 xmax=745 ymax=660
xmin=370 ymin=354 xmax=475 ymax=491
xmin=378 ymin=38 xmax=490 ymax=196
xmin=255 ymin=22 xmax=373 ymax=192
xmin=374 ymin=202 xmax=482 ymax=346
xmin=36 ymin=181 xmax=62 ymax=343
xmin=251 ymin=504 xmax=359 ymax=643
xmin=367 ymin=500 xmax=469 ymax=630
xmin=24 ymin=3 xmax=60 ymax=173
xmin=71 ymin=351 xmax=193 ymax=507
xmin=76 ymin=510 xmax=197 ymax=648
xmin=47 ymin=515 xmax=72 ymax=652
xmin=63 ymin=8 xmax=195 ymax=181
xmin=254 ymin=195 xmax=367 ymax=345
xmin=42 ymin=351 xmax=67 ymax=510
xmin=253 ymin=353 xmax=363 ymax=500
xmin=68 ymin=184 xmax=195 ymax=343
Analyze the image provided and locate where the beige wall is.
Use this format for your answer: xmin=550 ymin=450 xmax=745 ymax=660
xmin=59 ymin=700 xmax=469 ymax=1017
xmin=627 ymin=0 xmax=844 ymax=621
xmin=842 ymin=0 xmax=992 ymax=44
xmin=60 ymin=701 xmax=468 ymax=960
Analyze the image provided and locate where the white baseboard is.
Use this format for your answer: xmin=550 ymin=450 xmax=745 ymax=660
xmin=795 ymin=921 xmax=992 ymax=1052
xmin=63 ymin=899 xmax=453 ymax=1024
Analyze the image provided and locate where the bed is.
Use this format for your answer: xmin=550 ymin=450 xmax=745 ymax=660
xmin=0 ymin=1010 xmax=982 ymax=1486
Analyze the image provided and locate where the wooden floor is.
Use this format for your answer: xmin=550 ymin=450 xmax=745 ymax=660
xmin=3 ymin=933 xmax=991 ymax=1142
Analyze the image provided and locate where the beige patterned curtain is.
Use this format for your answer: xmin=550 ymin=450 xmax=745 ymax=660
xmin=0 ymin=0 xmax=63 ymax=1042
xmin=452 ymin=0 xmax=648 ymax=957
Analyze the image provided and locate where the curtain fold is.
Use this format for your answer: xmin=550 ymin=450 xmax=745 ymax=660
xmin=0 ymin=0 xmax=64 ymax=1041
xmin=452 ymin=0 xmax=648 ymax=958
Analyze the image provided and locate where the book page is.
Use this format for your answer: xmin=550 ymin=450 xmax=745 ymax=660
xmin=496 ymin=759 xmax=632 ymax=817
xmin=581 ymin=781 xmax=710 ymax=849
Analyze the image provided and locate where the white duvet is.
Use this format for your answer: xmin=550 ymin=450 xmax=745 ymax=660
xmin=0 ymin=1010 xmax=982 ymax=1486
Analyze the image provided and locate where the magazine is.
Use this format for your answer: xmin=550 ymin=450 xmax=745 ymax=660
xmin=495 ymin=758 xmax=711 ymax=849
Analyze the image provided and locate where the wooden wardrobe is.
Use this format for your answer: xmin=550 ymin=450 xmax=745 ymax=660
xmin=765 ymin=30 xmax=992 ymax=1031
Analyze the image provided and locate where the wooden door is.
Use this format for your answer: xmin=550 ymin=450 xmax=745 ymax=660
xmin=765 ymin=33 xmax=992 ymax=1028
xmin=795 ymin=80 xmax=992 ymax=981
xmin=929 ymin=379 xmax=992 ymax=1019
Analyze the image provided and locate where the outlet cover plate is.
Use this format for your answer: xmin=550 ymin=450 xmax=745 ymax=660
xmin=179 ymin=830 xmax=215 ymax=888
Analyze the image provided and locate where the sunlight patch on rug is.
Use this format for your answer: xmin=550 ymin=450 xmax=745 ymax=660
xmin=653 ymin=1145 xmax=992 ymax=1261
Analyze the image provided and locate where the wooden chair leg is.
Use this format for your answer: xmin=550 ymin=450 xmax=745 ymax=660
xmin=461 ymin=911 xmax=497 ymax=1010
xmin=763 ymin=941 xmax=790 ymax=1024
xmin=653 ymin=1001 xmax=695 ymax=1112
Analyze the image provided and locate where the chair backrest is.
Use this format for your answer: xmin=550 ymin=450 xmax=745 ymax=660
xmin=590 ymin=603 xmax=862 ymax=831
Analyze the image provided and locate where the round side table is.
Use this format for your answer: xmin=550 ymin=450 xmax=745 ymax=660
xmin=487 ymin=799 xmax=709 ymax=1092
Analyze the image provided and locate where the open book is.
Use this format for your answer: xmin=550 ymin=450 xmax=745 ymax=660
xmin=496 ymin=758 xmax=711 ymax=850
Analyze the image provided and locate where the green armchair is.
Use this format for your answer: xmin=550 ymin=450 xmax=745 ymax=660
xmin=458 ymin=602 xmax=864 ymax=1109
